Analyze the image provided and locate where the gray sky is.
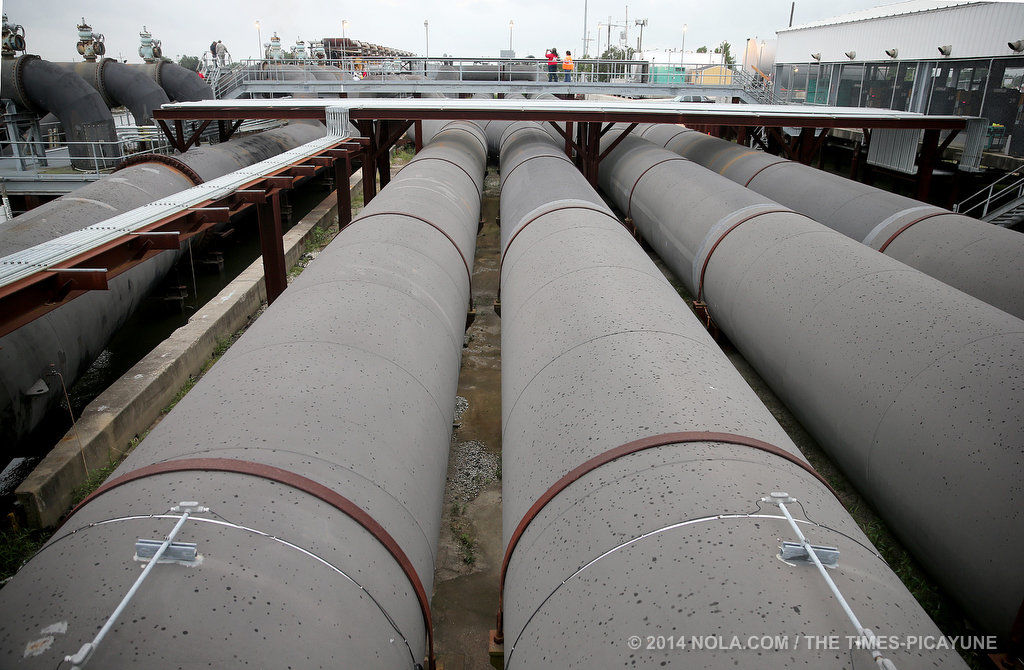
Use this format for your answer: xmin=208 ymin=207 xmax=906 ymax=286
xmin=4 ymin=0 xmax=882 ymax=64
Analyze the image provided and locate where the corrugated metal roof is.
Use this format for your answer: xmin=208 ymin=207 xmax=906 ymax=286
xmin=779 ymin=0 xmax=983 ymax=32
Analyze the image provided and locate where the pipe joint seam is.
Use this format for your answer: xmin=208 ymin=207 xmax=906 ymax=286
xmin=117 ymin=153 xmax=205 ymax=186
xmin=499 ymin=152 xmax=575 ymax=190
xmin=346 ymin=210 xmax=474 ymax=298
xmin=70 ymin=457 xmax=436 ymax=668
xmin=495 ymin=431 xmax=837 ymax=641
xmin=394 ymin=155 xmax=480 ymax=191
xmin=742 ymin=158 xmax=791 ymax=187
xmin=499 ymin=200 xmax=619 ymax=273
xmin=692 ymin=204 xmax=809 ymax=302
xmin=625 ymin=157 xmax=690 ymax=220
xmin=861 ymin=206 xmax=949 ymax=252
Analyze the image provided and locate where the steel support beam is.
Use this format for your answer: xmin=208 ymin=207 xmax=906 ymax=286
xmin=256 ymin=190 xmax=287 ymax=304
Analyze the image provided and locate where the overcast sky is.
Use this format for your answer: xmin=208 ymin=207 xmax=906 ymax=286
xmin=5 ymin=0 xmax=884 ymax=64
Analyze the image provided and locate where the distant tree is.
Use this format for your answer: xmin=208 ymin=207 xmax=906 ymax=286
xmin=178 ymin=54 xmax=200 ymax=71
xmin=601 ymin=45 xmax=636 ymax=60
xmin=696 ymin=46 xmax=708 ymax=53
xmin=714 ymin=41 xmax=736 ymax=65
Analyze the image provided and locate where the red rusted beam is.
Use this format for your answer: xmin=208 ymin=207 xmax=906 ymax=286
xmin=598 ymin=122 xmax=638 ymax=161
xmin=916 ymin=128 xmax=941 ymax=200
xmin=336 ymin=150 xmax=353 ymax=230
xmin=413 ymin=120 xmax=423 ymax=152
xmin=257 ymin=191 xmax=288 ymax=304
xmin=154 ymin=106 xmax=966 ymax=130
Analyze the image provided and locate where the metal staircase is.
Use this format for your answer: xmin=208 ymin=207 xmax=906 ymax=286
xmin=955 ymin=169 xmax=1024 ymax=227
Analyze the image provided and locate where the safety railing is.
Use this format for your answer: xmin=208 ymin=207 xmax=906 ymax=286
xmin=210 ymin=57 xmax=759 ymax=94
xmin=954 ymin=168 xmax=1024 ymax=218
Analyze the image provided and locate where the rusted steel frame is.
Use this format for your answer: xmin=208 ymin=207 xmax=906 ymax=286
xmin=257 ymin=190 xmax=287 ymax=304
xmin=546 ymin=121 xmax=580 ymax=158
xmin=597 ymin=122 xmax=638 ymax=161
xmin=218 ymin=119 xmax=244 ymax=143
xmin=155 ymin=107 xmax=966 ymax=131
xmin=0 ymin=142 xmax=345 ymax=338
xmin=413 ymin=120 xmax=423 ymax=152
xmin=356 ymin=120 xmax=379 ymax=203
xmin=492 ymin=430 xmax=839 ymax=643
xmin=916 ymin=128 xmax=941 ymax=200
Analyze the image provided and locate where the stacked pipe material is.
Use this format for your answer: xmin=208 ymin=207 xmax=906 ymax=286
xmin=0 ymin=120 xmax=487 ymax=667
xmin=497 ymin=120 xmax=967 ymax=668
xmin=128 ymin=61 xmax=213 ymax=102
xmin=0 ymin=123 xmax=327 ymax=451
xmin=638 ymin=124 xmax=1024 ymax=319
xmin=54 ymin=59 xmax=169 ymax=125
xmin=435 ymin=64 xmax=539 ymax=82
xmin=598 ymin=132 xmax=1024 ymax=638
xmin=0 ymin=54 xmax=119 ymax=168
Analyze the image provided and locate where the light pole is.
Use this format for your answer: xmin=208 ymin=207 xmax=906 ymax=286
xmin=255 ymin=20 xmax=262 ymax=60
xmin=758 ymin=39 xmax=766 ymax=71
xmin=342 ymin=19 xmax=348 ymax=42
xmin=508 ymin=20 xmax=514 ymax=52
xmin=582 ymin=0 xmax=588 ymax=59
xmin=424 ymin=20 xmax=429 ymax=60
xmin=681 ymin=23 xmax=687 ymax=62
xmin=596 ymin=22 xmax=604 ymax=57
xmin=635 ymin=18 xmax=647 ymax=53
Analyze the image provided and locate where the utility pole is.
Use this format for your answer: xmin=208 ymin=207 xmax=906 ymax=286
xmin=582 ymin=0 xmax=588 ymax=59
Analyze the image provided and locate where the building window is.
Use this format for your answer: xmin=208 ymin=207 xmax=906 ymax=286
xmin=863 ymin=63 xmax=897 ymax=108
xmin=891 ymin=62 xmax=917 ymax=111
xmin=837 ymin=63 xmax=864 ymax=107
xmin=982 ymin=57 xmax=1024 ymax=155
xmin=928 ymin=60 xmax=989 ymax=116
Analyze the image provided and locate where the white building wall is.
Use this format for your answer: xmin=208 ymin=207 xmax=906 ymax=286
xmin=776 ymin=2 xmax=1024 ymax=63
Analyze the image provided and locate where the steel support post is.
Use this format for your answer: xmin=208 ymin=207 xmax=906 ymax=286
xmin=916 ymin=128 xmax=941 ymax=200
xmin=334 ymin=150 xmax=353 ymax=229
xmin=257 ymin=190 xmax=288 ymax=304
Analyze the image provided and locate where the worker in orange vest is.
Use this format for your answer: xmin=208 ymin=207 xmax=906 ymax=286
xmin=562 ymin=50 xmax=574 ymax=82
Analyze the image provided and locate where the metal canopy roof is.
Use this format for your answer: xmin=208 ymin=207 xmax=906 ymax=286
xmin=155 ymin=98 xmax=969 ymax=130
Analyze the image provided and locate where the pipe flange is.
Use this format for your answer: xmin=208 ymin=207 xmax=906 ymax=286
xmin=93 ymin=58 xmax=116 ymax=108
xmin=5 ymin=54 xmax=43 ymax=114
xmin=117 ymin=152 xmax=204 ymax=186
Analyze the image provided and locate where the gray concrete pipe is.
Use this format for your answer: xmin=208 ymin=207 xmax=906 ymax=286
xmin=54 ymin=59 xmax=169 ymax=125
xmin=598 ymin=133 xmax=1024 ymax=638
xmin=497 ymin=121 xmax=966 ymax=668
xmin=639 ymin=124 xmax=1024 ymax=319
xmin=128 ymin=61 xmax=213 ymax=102
xmin=0 ymin=123 xmax=327 ymax=452
xmin=0 ymin=54 xmax=119 ymax=169
xmin=0 ymin=120 xmax=487 ymax=668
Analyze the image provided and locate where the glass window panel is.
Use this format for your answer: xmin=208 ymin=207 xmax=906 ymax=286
xmin=892 ymin=62 xmax=917 ymax=111
xmin=837 ymin=63 xmax=864 ymax=107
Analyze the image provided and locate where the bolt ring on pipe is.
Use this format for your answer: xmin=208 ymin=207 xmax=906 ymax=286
xmin=71 ymin=457 xmax=438 ymax=669
xmin=494 ymin=430 xmax=839 ymax=642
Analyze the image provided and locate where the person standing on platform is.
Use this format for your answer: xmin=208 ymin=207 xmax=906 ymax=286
xmin=546 ymin=48 xmax=559 ymax=81
xmin=216 ymin=40 xmax=229 ymax=66
xmin=562 ymin=50 xmax=574 ymax=82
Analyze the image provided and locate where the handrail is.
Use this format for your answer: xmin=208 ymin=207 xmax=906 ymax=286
xmin=955 ymin=169 xmax=1024 ymax=217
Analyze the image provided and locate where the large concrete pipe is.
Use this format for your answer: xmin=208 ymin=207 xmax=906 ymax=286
xmin=1 ymin=54 xmax=119 ymax=168
xmin=0 ymin=123 xmax=327 ymax=452
xmin=640 ymin=125 xmax=1024 ymax=319
xmin=54 ymin=59 xmax=169 ymax=125
xmin=497 ymin=120 xmax=966 ymax=668
xmin=0 ymin=120 xmax=486 ymax=668
xmin=598 ymin=133 xmax=1024 ymax=639
xmin=128 ymin=61 xmax=213 ymax=101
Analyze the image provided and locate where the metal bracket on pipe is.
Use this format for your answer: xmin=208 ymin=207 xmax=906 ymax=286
xmin=780 ymin=541 xmax=839 ymax=568
xmin=64 ymin=501 xmax=206 ymax=670
xmin=325 ymin=106 xmax=351 ymax=138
